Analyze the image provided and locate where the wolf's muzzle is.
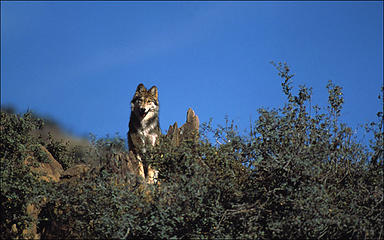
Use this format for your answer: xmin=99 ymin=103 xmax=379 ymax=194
xmin=139 ymin=108 xmax=149 ymax=117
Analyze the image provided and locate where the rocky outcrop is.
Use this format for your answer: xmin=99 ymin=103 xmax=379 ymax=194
xmin=166 ymin=108 xmax=200 ymax=146
xmin=106 ymin=150 xmax=143 ymax=185
xmin=24 ymin=145 xmax=64 ymax=182
xmin=21 ymin=145 xmax=63 ymax=239
xmin=60 ymin=164 xmax=90 ymax=182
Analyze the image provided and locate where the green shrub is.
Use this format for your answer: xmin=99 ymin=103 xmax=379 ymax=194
xmin=39 ymin=170 xmax=146 ymax=239
xmin=0 ymin=111 xmax=53 ymax=239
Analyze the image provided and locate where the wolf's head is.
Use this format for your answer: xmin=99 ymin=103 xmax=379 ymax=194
xmin=131 ymin=83 xmax=159 ymax=120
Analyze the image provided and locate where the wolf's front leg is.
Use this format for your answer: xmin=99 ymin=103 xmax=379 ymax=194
xmin=147 ymin=166 xmax=159 ymax=184
xmin=136 ymin=155 xmax=146 ymax=180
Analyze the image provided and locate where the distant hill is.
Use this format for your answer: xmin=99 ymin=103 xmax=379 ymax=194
xmin=1 ymin=105 xmax=90 ymax=149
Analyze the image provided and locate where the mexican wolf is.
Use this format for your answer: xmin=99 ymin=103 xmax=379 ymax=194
xmin=128 ymin=83 xmax=160 ymax=183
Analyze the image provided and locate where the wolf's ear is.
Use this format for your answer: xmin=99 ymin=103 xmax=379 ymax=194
xmin=136 ymin=83 xmax=146 ymax=93
xmin=149 ymin=86 xmax=158 ymax=98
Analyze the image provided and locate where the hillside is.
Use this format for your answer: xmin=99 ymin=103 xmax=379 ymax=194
xmin=1 ymin=64 xmax=383 ymax=239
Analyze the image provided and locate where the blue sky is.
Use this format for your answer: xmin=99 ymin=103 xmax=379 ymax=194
xmin=1 ymin=2 xmax=383 ymax=143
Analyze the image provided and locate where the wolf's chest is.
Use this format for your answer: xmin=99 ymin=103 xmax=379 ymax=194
xmin=138 ymin=128 xmax=158 ymax=147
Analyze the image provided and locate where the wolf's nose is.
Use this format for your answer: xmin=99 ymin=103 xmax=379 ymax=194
xmin=139 ymin=108 xmax=147 ymax=115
